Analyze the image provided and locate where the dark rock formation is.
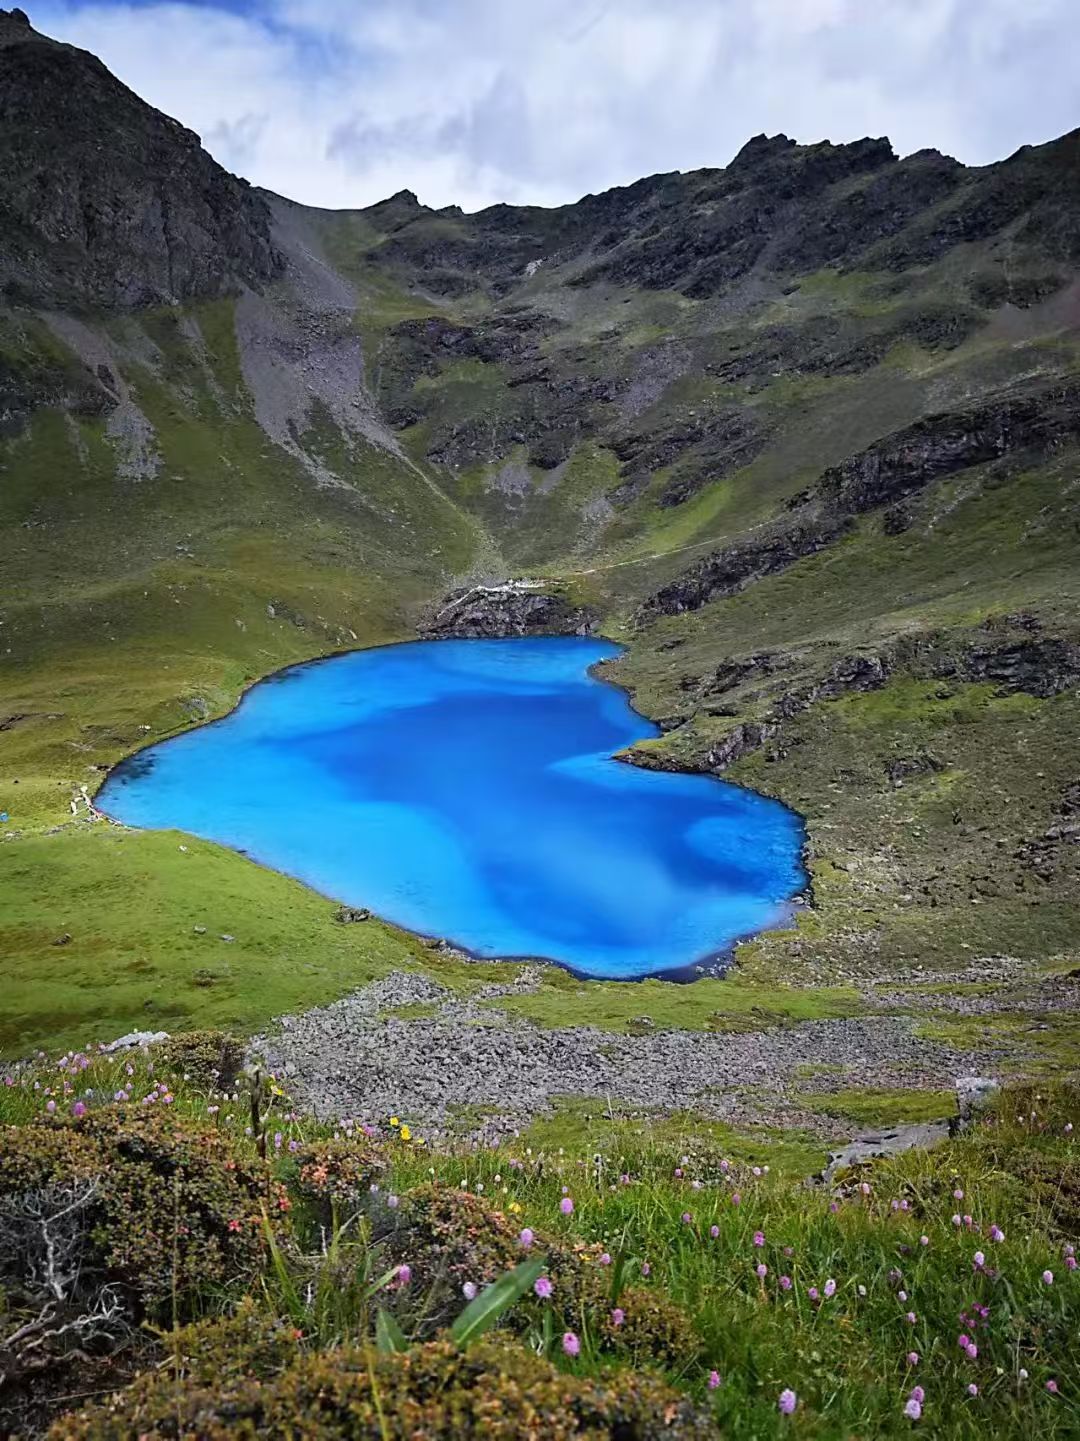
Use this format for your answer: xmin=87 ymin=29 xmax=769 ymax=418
xmin=638 ymin=514 xmax=850 ymax=620
xmin=0 ymin=9 xmax=282 ymax=306
xmin=934 ymin=637 xmax=1080 ymax=699
xmin=421 ymin=584 xmax=597 ymax=640
xmin=814 ymin=379 xmax=1080 ymax=515
xmin=698 ymin=632 xmax=1080 ymax=772
xmin=639 ymin=376 xmax=1080 ymax=622
xmin=707 ymin=304 xmax=979 ymax=390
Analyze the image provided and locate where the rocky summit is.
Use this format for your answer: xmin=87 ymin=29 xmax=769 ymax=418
xmin=1 ymin=12 xmax=1078 ymax=1127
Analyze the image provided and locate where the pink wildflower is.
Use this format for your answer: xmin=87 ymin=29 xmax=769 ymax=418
xmin=560 ymin=1197 xmax=574 ymax=1215
xmin=907 ymin=1352 xmax=919 ymax=1367
xmin=709 ymin=1225 xmax=720 ymax=1239
xmin=519 ymin=1228 xmax=534 ymax=1249
xmin=708 ymin=1370 xmax=721 ymax=1390
xmin=973 ymin=1251 xmax=985 ymax=1269
xmin=1046 ymin=1380 xmax=1059 ymax=1394
xmin=562 ymin=1331 xmax=580 ymax=1357
xmin=989 ymin=1225 xmax=1004 ymax=1242
xmin=904 ymin=1397 xmax=922 ymax=1421
xmin=534 ymin=1276 xmax=552 ymax=1299
xmin=823 ymin=1278 xmax=836 ymax=1298
xmin=71 ymin=1100 xmax=86 ymax=1119
xmin=611 ymin=1307 xmax=624 ymax=1327
xmin=681 ymin=1212 xmax=692 ymax=1224
xmin=396 ymin=1265 xmax=411 ymax=1287
xmin=1042 ymin=1270 xmax=1054 ymax=1285
xmin=753 ymin=1230 xmax=765 ymax=1247
xmin=778 ymin=1389 xmax=797 ymax=1415
xmin=756 ymin=1263 xmax=768 ymax=1279
xmin=911 ymin=1386 xmax=925 ymax=1403
xmin=965 ymin=1342 xmax=978 ymax=1360
xmin=968 ymin=1384 xmax=979 ymax=1397
xmin=462 ymin=1282 xmax=477 ymax=1300
xmin=45 ymin=1100 xmax=56 ymax=1114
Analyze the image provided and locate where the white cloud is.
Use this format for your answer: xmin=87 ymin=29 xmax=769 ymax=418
xmin=31 ymin=0 xmax=1080 ymax=212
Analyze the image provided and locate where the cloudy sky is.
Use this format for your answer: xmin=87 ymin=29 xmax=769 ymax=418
xmin=31 ymin=0 xmax=1080 ymax=212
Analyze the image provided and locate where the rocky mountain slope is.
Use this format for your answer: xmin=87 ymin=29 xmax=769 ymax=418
xmin=0 ymin=9 xmax=1077 ymax=1062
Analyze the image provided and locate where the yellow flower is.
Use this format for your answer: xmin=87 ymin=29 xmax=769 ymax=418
xmin=509 ymin=1201 xmax=522 ymax=1214
xmin=416 ymin=1137 xmax=426 ymax=1146
xmin=389 ymin=1116 xmax=400 ymax=1127
xmin=400 ymin=1125 xmax=412 ymax=1142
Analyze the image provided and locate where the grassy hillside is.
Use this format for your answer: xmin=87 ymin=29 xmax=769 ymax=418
xmin=2 ymin=31 xmax=1079 ymax=1093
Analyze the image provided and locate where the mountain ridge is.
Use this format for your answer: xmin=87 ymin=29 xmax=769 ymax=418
xmin=0 ymin=9 xmax=1077 ymax=1086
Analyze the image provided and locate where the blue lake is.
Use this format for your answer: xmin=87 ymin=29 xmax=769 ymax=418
xmin=98 ymin=637 xmax=806 ymax=979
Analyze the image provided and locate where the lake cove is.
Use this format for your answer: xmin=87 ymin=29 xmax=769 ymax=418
xmin=98 ymin=637 xmax=806 ymax=979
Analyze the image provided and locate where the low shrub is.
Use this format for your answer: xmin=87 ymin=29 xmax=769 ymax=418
xmin=156 ymin=1031 xmax=245 ymax=1091
xmin=597 ymin=1286 xmax=701 ymax=1372
xmin=292 ymin=1136 xmax=384 ymax=1230
xmin=50 ymin=1336 xmax=716 ymax=1439
xmin=159 ymin=1301 xmax=305 ymax=1385
xmin=0 ymin=1109 xmax=272 ymax=1322
xmin=400 ymin=1185 xmax=529 ymax=1292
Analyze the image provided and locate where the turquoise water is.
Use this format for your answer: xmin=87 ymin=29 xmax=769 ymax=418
xmin=98 ymin=637 xmax=805 ymax=979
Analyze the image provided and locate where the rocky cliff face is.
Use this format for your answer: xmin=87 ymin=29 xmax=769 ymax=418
xmin=0 ymin=8 xmax=282 ymax=307
xmin=639 ymin=376 xmax=1080 ymax=622
xmin=422 ymin=584 xmax=596 ymax=640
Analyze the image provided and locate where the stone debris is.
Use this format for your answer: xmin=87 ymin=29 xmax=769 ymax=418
xmin=250 ymin=970 xmax=1003 ymax=1143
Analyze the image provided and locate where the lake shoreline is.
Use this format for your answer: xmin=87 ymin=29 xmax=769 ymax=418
xmin=95 ymin=632 xmax=810 ymax=986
